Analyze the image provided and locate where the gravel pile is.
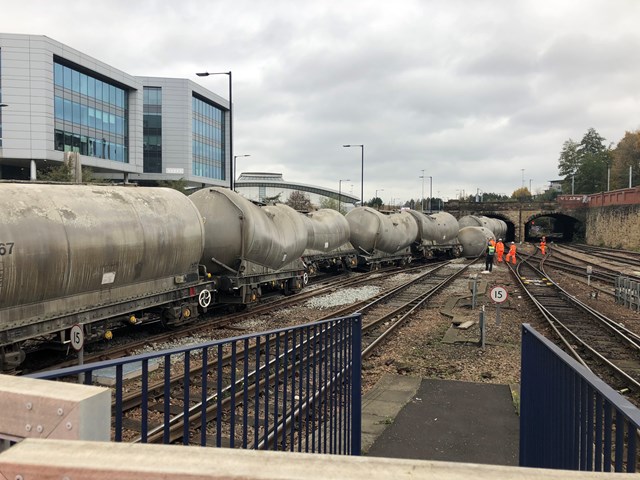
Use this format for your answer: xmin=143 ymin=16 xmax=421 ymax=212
xmin=305 ymin=286 xmax=381 ymax=309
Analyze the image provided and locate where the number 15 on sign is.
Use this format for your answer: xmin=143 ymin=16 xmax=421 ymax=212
xmin=490 ymin=286 xmax=508 ymax=325
xmin=490 ymin=286 xmax=508 ymax=303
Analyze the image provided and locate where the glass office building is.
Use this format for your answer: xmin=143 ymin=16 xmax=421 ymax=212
xmin=53 ymin=60 xmax=129 ymax=162
xmin=0 ymin=33 xmax=230 ymax=188
xmin=192 ymin=94 xmax=225 ymax=180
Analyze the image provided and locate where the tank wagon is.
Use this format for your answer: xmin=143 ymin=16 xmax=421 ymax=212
xmin=301 ymin=209 xmax=357 ymax=275
xmin=406 ymin=210 xmax=461 ymax=258
xmin=345 ymin=207 xmax=418 ymax=268
xmin=458 ymin=226 xmax=496 ymax=258
xmin=342 ymin=207 xmax=462 ymax=269
xmin=0 ymin=183 xmax=213 ymax=371
xmin=458 ymin=215 xmax=507 ymax=240
xmin=189 ymin=187 xmax=309 ymax=304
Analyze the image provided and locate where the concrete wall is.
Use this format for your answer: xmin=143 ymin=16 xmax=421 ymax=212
xmin=586 ymin=205 xmax=640 ymax=250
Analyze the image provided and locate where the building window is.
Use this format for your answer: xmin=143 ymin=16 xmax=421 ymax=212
xmin=192 ymin=94 xmax=225 ymax=180
xmin=52 ymin=60 xmax=128 ymax=162
xmin=143 ymin=87 xmax=162 ymax=173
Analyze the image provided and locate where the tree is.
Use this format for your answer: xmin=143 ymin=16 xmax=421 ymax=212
xmin=482 ymin=192 xmax=510 ymax=201
xmin=511 ymin=187 xmax=531 ymax=200
xmin=319 ymin=196 xmax=347 ymax=214
xmin=285 ymin=191 xmax=312 ymax=211
xmin=38 ymin=163 xmax=98 ymax=183
xmin=368 ymin=197 xmax=383 ymax=210
xmin=611 ymin=130 xmax=640 ymax=189
xmin=157 ymin=178 xmax=188 ymax=194
xmin=403 ymin=199 xmax=417 ymax=209
xmin=557 ymin=128 xmax=610 ymax=194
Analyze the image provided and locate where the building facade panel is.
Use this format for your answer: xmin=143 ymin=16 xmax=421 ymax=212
xmin=0 ymin=33 xmax=145 ymax=179
xmin=1 ymin=33 xmax=231 ymax=188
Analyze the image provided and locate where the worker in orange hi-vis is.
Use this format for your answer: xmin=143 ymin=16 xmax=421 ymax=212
xmin=540 ymin=236 xmax=547 ymax=255
xmin=505 ymin=242 xmax=517 ymax=265
xmin=495 ymin=238 xmax=505 ymax=263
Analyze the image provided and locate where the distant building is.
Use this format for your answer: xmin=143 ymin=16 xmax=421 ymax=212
xmin=236 ymin=172 xmax=360 ymax=209
xmin=0 ymin=33 xmax=229 ymax=189
xmin=548 ymin=179 xmax=564 ymax=193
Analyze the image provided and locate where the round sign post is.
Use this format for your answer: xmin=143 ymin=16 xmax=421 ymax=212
xmin=70 ymin=324 xmax=85 ymax=382
xmin=490 ymin=286 xmax=508 ymax=325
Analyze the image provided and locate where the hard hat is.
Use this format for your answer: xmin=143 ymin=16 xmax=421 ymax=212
xmin=498 ymin=238 xmax=502 ymax=241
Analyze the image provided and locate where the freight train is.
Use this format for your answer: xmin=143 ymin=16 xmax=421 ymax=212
xmin=0 ymin=183 xmax=492 ymax=371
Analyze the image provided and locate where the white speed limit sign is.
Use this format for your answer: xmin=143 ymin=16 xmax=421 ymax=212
xmin=70 ymin=324 xmax=85 ymax=351
xmin=490 ymin=286 xmax=508 ymax=304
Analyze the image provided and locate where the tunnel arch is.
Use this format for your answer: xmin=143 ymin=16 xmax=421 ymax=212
xmin=524 ymin=212 xmax=583 ymax=243
xmin=482 ymin=213 xmax=517 ymax=243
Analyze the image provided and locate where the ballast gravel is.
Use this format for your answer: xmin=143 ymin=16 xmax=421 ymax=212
xmin=305 ymin=286 xmax=381 ymax=309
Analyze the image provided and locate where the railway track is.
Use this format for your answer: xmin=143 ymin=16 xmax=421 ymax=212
xmin=109 ymin=258 xmax=477 ymax=446
xmin=568 ymin=244 xmax=640 ymax=269
xmin=510 ymin=253 xmax=640 ymax=404
xmin=27 ymin=263 xmax=444 ymax=373
xmin=555 ymin=244 xmax=640 ymax=276
xmin=540 ymin=251 xmax=616 ymax=297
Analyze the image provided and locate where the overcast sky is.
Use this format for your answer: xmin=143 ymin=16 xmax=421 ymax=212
xmin=3 ymin=0 xmax=640 ymax=204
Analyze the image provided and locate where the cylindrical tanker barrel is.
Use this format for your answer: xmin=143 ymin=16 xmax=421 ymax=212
xmin=458 ymin=226 xmax=496 ymax=258
xmin=0 ymin=183 xmax=205 ymax=309
xmin=428 ymin=211 xmax=460 ymax=243
xmin=346 ymin=207 xmax=418 ymax=254
xmin=406 ymin=210 xmax=437 ymax=244
xmin=304 ymin=209 xmax=350 ymax=251
xmin=407 ymin=210 xmax=460 ymax=245
xmin=459 ymin=215 xmax=507 ymax=240
xmin=458 ymin=215 xmax=488 ymax=230
xmin=493 ymin=219 xmax=507 ymax=239
xmin=189 ymin=188 xmax=308 ymax=273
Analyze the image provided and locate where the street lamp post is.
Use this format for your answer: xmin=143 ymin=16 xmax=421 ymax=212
xmin=521 ymin=169 xmax=525 ymax=188
xmin=343 ymin=144 xmax=364 ymax=206
xmin=233 ymin=154 xmax=250 ymax=191
xmin=196 ymin=71 xmax=233 ymax=189
xmin=419 ymin=173 xmax=432 ymax=211
xmin=420 ymin=170 xmax=425 ymax=212
xmin=338 ymin=178 xmax=350 ymax=214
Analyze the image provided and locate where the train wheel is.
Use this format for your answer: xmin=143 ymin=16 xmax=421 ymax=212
xmin=198 ymin=289 xmax=212 ymax=308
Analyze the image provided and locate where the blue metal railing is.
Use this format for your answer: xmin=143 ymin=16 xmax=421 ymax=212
xmin=29 ymin=314 xmax=362 ymax=455
xmin=520 ymin=324 xmax=640 ymax=472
